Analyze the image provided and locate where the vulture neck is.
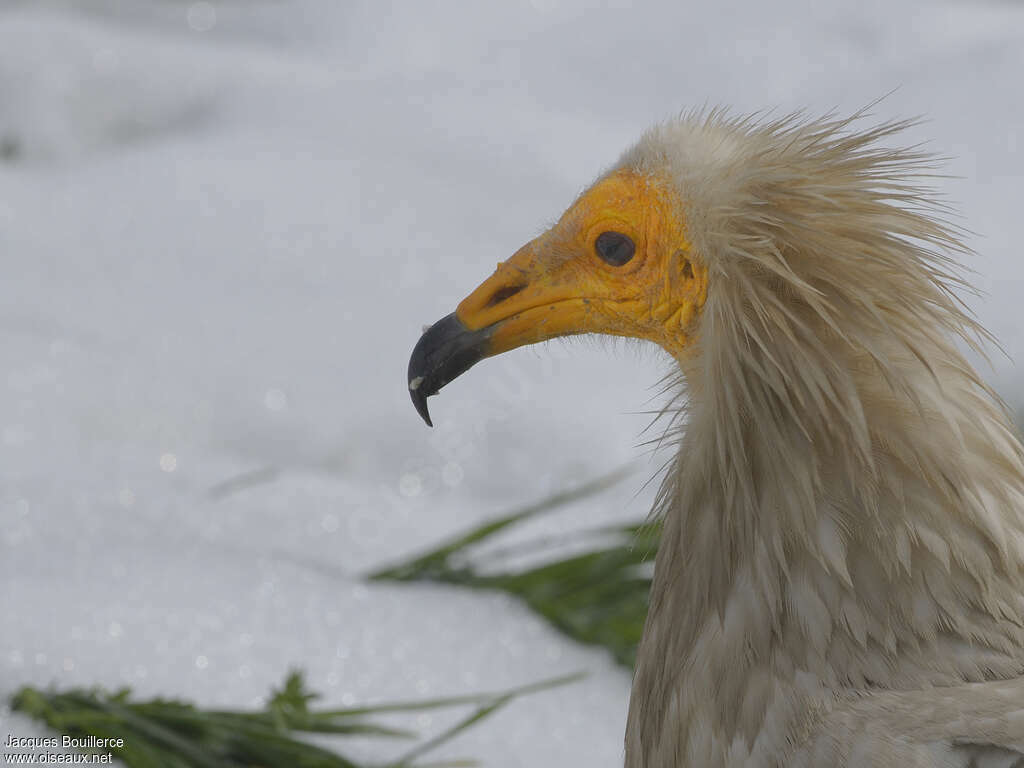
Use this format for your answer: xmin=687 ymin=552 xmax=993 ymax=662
xmin=624 ymin=320 xmax=1024 ymax=768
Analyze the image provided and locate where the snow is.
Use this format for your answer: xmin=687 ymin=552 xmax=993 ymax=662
xmin=1 ymin=1 xmax=1022 ymax=765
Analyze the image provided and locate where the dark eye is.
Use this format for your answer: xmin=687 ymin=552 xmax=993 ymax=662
xmin=594 ymin=231 xmax=635 ymax=267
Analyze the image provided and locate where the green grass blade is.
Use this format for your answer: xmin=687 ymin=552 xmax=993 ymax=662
xmin=369 ymin=467 xmax=634 ymax=582
xmin=369 ymin=470 xmax=659 ymax=668
xmin=328 ymin=672 xmax=585 ymax=718
xmin=386 ymin=673 xmax=585 ymax=768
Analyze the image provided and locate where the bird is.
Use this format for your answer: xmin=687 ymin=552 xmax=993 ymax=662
xmin=406 ymin=109 xmax=1024 ymax=767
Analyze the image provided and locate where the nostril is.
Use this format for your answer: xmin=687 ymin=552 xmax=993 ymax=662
xmin=485 ymin=284 xmax=526 ymax=308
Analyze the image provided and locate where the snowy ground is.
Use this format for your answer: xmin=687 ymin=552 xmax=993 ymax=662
xmin=1 ymin=1 xmax=1022 ymax=765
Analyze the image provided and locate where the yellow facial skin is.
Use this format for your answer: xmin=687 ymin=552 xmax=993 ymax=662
xmin=455 ymin=169 xmax=708 ymax=360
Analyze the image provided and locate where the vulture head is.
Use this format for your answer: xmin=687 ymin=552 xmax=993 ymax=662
xmin=408 ymin=110 xmax=1024 ymax=768
xmin=409 ymin=163 xmax=704 ymax=420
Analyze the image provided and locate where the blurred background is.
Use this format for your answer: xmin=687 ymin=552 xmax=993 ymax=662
xmin=0 ymin=1 xmax=1022 ymax=765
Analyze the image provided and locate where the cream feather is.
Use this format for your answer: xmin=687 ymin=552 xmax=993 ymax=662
xmin=616 ymin=110 xmax=1024 ymax=768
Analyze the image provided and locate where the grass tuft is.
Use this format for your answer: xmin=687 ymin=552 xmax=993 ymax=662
xmin=369 ymin=469 xmax=657 ymax=668
xmin=10 ymin=670 xmax=582 ymax=767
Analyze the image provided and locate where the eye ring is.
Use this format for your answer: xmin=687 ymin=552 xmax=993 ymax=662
xmin=594 ymin=231 xmax=635 ymax=267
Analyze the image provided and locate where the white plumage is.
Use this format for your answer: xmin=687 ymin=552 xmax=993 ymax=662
xmin=620 ymin=111 xmax=1024 ymax=767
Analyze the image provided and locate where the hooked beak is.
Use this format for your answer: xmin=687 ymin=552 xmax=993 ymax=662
xmin=407 ymin=313 xmax=494 ymax=427
xmin=407 ymin=236 xmax=586 ymax=426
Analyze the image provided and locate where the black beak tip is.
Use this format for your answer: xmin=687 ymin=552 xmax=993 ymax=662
xmin=409 ymin=378 xmax=433 ymax=427
xmin=407 ymin=312 xmax=492 ymax=429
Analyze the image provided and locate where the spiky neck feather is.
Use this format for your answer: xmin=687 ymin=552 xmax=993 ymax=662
xmin=619 ymin=112 xmax=1024 ymax=768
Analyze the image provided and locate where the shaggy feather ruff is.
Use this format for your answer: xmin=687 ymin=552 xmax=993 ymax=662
xmin=617 ymin=111 xmax=1024 ymax=767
